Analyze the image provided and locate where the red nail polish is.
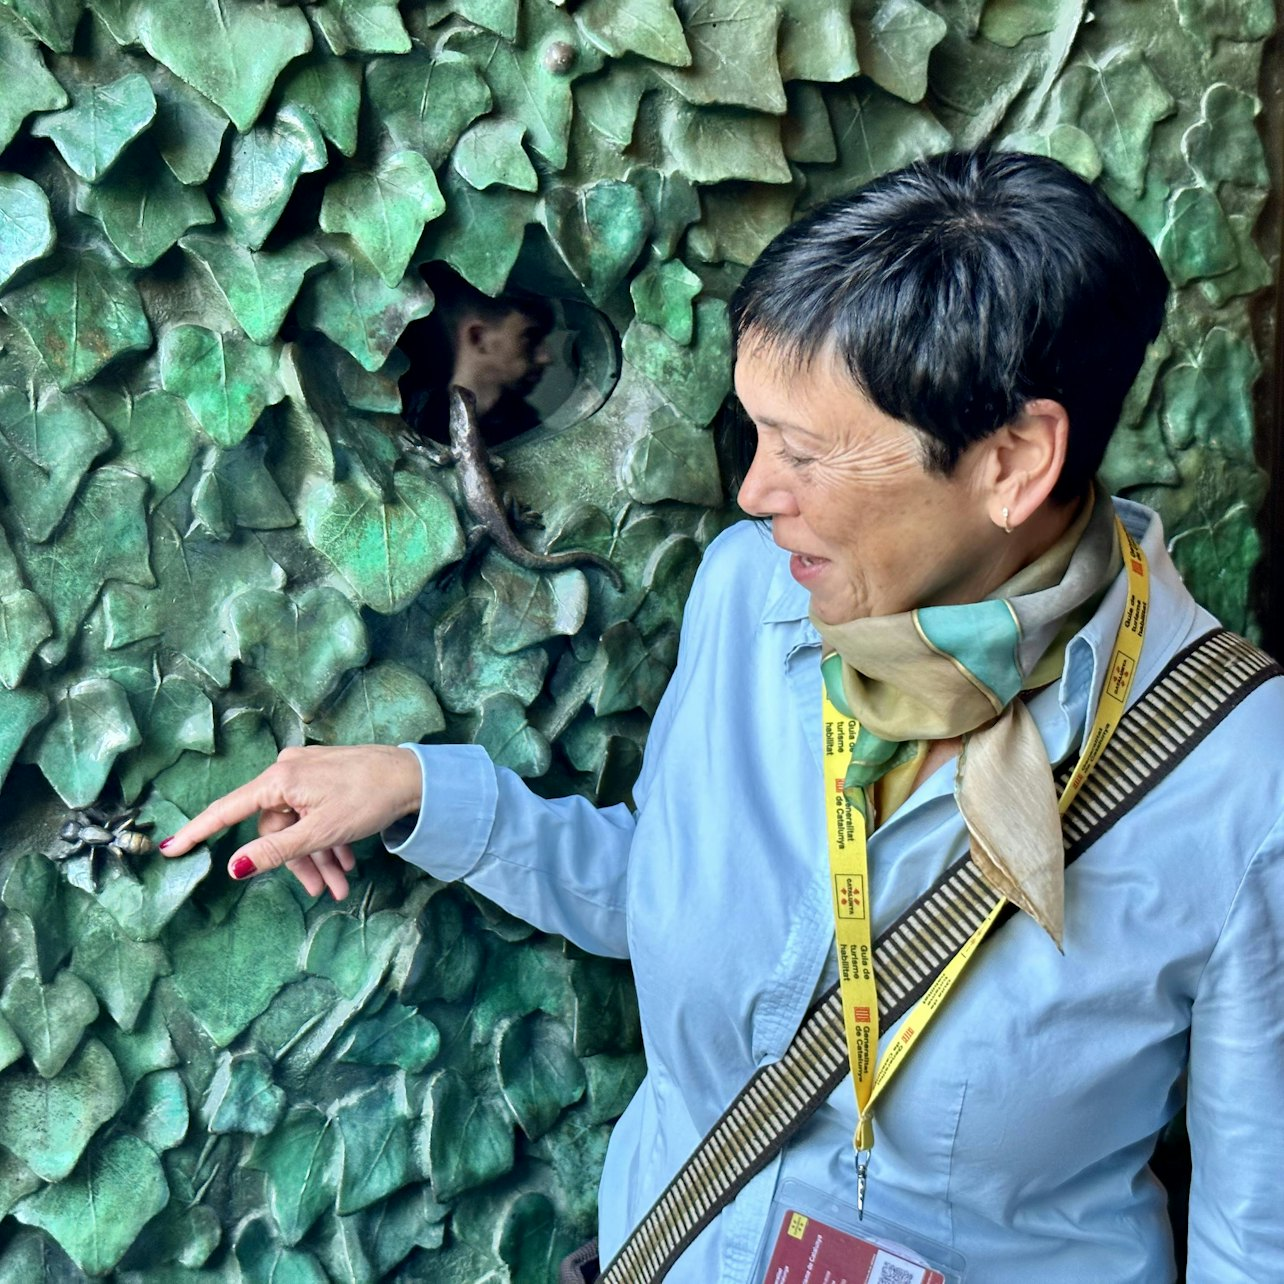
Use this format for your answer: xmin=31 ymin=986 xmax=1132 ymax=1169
xmin=158 ymin=837 xmax=174 ymax=851
xmin=230 ymin=856 xmax=256 ymax=880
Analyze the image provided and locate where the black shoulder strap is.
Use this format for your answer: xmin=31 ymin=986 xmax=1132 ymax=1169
xmin=598 ymin=629 xmax=1281 ymax=1284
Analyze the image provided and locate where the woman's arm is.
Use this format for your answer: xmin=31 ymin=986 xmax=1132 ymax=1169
xmin=1185 ymin=807 xmax=1284 ymax=1280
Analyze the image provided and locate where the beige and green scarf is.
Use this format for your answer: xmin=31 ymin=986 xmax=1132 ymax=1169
xmin=815 ymin=485 xmax=1121 ymax=948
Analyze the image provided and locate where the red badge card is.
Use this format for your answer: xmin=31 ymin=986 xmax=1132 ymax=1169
xmin=762 ymin=1209 xmax=947 ymax=1284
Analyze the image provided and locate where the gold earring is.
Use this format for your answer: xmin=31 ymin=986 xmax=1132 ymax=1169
xmin=1001 ymin=506 xmax=1012 ymax=535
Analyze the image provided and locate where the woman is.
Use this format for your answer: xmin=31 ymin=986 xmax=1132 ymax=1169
xmin=162 ymin=152 xmax=1284 ymax=1281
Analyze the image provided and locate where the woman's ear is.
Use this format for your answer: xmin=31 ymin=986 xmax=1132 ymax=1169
xmin=986 ymin=398 xmax=1071 ymax=529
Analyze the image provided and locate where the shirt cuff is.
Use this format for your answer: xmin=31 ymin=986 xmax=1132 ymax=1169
xmin=381 ymin=743 xmax=498 ymax=882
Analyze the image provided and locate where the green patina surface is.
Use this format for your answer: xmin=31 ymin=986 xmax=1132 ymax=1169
xmin=0 ymin=0 xmax=1274 ymax=1277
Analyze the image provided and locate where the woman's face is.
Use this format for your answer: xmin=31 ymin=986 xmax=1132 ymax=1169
xmin=734 ymin=342 xmax=1009 ymax=625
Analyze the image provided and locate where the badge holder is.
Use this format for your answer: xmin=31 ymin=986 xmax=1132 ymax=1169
xmin=753 ymin=1181 xmax=966 ymax=1284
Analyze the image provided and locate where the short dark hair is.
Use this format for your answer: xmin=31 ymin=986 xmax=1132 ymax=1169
xmin=420 ymin=262 xmax=553 ymax=353
xmin=728 ymin=150 xmax=1169 ymax=501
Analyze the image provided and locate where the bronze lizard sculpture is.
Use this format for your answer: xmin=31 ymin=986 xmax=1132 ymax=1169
xmin=429 ymin=386 xmax=623 ymax=590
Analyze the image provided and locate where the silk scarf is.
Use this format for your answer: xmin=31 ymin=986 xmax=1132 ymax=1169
xmin=815 ymin=485 xmax=1121 ymax=946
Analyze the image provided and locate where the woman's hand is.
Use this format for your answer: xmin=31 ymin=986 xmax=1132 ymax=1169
xmin=158 ymin=745 xmax=423 ymax=901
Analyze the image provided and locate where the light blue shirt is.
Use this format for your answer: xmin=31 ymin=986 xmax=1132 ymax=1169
xmin=390 ymin=499 xmax=1284 ymax=1283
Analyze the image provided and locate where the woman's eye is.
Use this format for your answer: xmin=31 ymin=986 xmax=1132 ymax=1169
xmin=777 ymin=443 xmax=813 ymax=467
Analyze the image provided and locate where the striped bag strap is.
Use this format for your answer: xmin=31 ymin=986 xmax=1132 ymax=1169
xmin=597 ymin=628 xmax=1281 ymax=1284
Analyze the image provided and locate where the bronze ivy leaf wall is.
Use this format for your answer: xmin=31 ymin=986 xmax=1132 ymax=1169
xmin=0 ymin=0 xmax=1273 ymax=1278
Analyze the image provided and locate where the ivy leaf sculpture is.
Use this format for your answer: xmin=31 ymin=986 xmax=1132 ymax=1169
xmin=29 ymin=73 xmax=156 ymax=182
xmin=136 ymin=0 xmax=313 ymax=132
xmin=0 ymin=174 xmax=55 ymax=289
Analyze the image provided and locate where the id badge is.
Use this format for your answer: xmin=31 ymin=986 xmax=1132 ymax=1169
xmin=754 ymin=1181 xmax=965 ymax=1284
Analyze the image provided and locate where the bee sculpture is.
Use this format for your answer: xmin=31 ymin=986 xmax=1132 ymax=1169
xmin=55 ymin=805 xmax=153 ymax=890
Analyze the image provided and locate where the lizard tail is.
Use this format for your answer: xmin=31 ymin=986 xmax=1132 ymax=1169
xmin=503 ymin=543 xmax=625 ymax=592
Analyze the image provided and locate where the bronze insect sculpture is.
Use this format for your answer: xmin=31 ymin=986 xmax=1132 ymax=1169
xmin=55 ymin=805 xmax=153 ymax=890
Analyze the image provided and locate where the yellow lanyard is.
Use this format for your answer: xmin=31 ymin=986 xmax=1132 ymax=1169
xmin=822 ymin=518 xmax=1149 ymax=1214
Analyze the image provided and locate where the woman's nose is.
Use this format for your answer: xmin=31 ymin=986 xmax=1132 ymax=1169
xmin=737 ymin=446 xmax=796 ymax=519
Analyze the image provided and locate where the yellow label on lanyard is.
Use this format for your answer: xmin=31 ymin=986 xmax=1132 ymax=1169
xmin=822 ymin=518 xmax=1149 ymax=1206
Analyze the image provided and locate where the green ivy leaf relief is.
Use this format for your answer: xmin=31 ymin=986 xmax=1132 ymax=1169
xmin=621 ymin=298 xmax=732 ymax=427
xmin=0 ymin=382 xmax=110 ymax=542
xmin=433 ymin=596 xmax=550 ymax=715
xmin=77 ymin=140 xmax=216 ymax=268
xmin=116 ymin=670 xmax=215 ymax=805
xmin=89 ymin=797 xmax=210 ymax=944
xmin=69 ymin=898 xmax=167 ymax=1031
xmin=632 ymin=533 xmax=702 ymax=639
xmin=1064 ymin=52 xmax=1175 ymax=198
xmin=1161 ymin=326 xmax=1259 ymax=454
xmin=623 ymin=419 xmax=722 ymax=507
xmin=581 ymin=1051 xmax=647 ymax=1125
xmin=214 ymin=105 xmax=328 ymax=251
xmin=0 ymin=966 xmax=98 ymax=1078
xmin=1201 ymin=211 xmax=1272 ymax=308
xmin=202 ymin=1050 xmax=287 ymax=1136
xmin=0 ymin=254 xmax=152 ymax=391
xmin=279 ymin=53 xmax=363 ymax=160
xmin=0 ymin=174 xmax=54 ymax=289
xmin=338 ymin=1000 xmax=441 ymax=1073
xmin=320 ymin=151 xmax=446 ymax=288
xmin=1000 ymin=124 xmax=1102 ymax=182
xmin=0 ymin=853 xmax=69 ymax=983
xmin=333 ymin=1076 xmax=416 ymax=1214
xmin=309 ymin=661 xmax=445 ymax=746
xmin=542 ymin=180 xmax=651 ymax=304
xmin=0 ymin=0 xmax=83 ymax=51
xmin=301 ymin=470 xmax=463 ymax=614
xmin=633 ymin=168 xmax=701 ymax=260
xmin=656 ymin=0 xmax=784 ymax=113
xmin=83 ymin=386 xmax=199 ymax=509
xmin=228 ymin=586 xmax=369 ymax=720
xmin=779 ymin=0 xmax=859 ymax=84
xmin=0 ymin=1036 xmax=124 ymax=1181
xmin=180 ymin=233 xmax=327 ymax=347
xmin=1156 ymin=185 xmax=1237 ymax=287
xmin=421 ymin=0 xmax=518 ymax=39
xmin=591 ymin=621 xmax=673 ymax=717
xmin=475 ymin=693 xmax=552 ymax=778
xmin=364 ymin=1186 xmax=451 ymax=1277
xmin=482 ymin=558 xmax=589 ymax=654
xmin=34 ymin=676 xmax=141 ymax=808
xmin=854 ymin=0 xmax=947 ymax=104
xmin=159 ymin=324 xmax=285 ymax=448
xmin=0 ymin=18 xmax=67 ymax=152
xmin=12 ymin=1132 xmax=169 ymax=1276
xmin=13 ymin=467 xmax=151 ymax=666
xmin=576 ymin=0 xmax=690 ymax=67
xmin=234 ymin=1214 xmax=329 ymax=1282
xmin=1169 ymin=500 xmax=1260 ymax=636
xmin=154 ymin=706 xmax=278 ymax=826
xmin=1182 ymin=83 xmax=1268 ymax=190
xmin=452 ymin=117 xmax=539 ymax=193
xmin=657 ymin=95 xmax=791 ymax=185
xmin=978 ymin=0 xmax=1058 ymax=46
xmin=189 ymin=435 xmax=296 ymax=540
xmin=148 ymin=63 xmax=228 ymax=187
xmin=570 ymin=955 xmax=642 ymax=1056
xmin=102 ymin=514 xmax=285 ymax=686
xmin=366 ymin=49 xmax=492 ymax=169
xmin=97 ymin=991 xmax=177 ymax=1093
xmin=686 ymin=183 xmax=796 ymax=268
xmin=0 ymin=1148 xmax=39 ymax=1219
xmin=418 ymin=170 xmax=536 ymax=298
xmin=247 ymin=1106 xmax=341 ymax=1245
xmin=445 ymin=8 xmax=600 ymax=170
xmin=806 ymin=83 xmax=951 ymax=204
xmin=124 ymin=1067 xmax=189 ymax=1152
xmin=0 ymin=589 xmax=50 ymax=689
xmin=495 ymin=1011 xmax=586 ymax=1140
xmin=781 ymin=82 xmax=837 ymax=164
xmin=136 ymin=0 xmax=313 ymax=133
xmin=298 ymin=247 xmax=435 ymax=371
xmin=314 ymin=0 xmax=411 ymax=55
xmin=171 ymin=878 xmax=305 ymax=1048
xmin=303 ymin=907 xmax=408 ymax=1000
xmin=1173 ymin=0 xmax=1274 ymax=49
xmin=29 ymin=72 xmax=156 ymax=182
xmin=424 ymin=1068 xmax=515 ymax=1201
